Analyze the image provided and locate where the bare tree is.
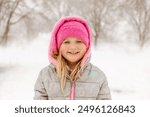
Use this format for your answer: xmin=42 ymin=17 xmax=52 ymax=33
xmin=0 ymin=0 xmax=20 ymax=43
xmin=36 ymin=0 xmax=70 ymax=21
xmin=0 ymin=0 xmax=36 ymax=44
xmin=85 ymin=0 xmax=116 ymax=46
xmin=121 ymin=0 xmax=150 ymax=47
xmin=89 ymin=0 xmax=104 ymax=46
xmin=0 ymin=0 xmax=73 ymax=45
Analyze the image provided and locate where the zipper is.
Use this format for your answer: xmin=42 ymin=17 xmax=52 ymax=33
xmin=70 ymin=81 xmax=75 ymax=100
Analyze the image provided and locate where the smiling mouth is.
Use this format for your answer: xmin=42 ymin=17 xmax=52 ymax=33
xmin=68 ymin=52 xmax=79 ymax=55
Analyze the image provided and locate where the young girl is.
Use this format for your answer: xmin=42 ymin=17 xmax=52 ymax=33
xmin=34 ymin=16 xmax=111 ymax=100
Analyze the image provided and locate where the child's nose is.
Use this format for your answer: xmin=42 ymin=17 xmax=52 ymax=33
xmin=69 ymin=43 xmax=78 ymax=50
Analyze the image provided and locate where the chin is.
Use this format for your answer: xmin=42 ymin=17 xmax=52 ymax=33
xmin=67 ymin=59 xmax=79 ymax=63
xmin=69 ymin=61 xmax=78 ymax=63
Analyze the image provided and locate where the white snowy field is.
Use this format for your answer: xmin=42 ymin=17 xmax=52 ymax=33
xmin=0 ymin=33 xmax=150 ymax=100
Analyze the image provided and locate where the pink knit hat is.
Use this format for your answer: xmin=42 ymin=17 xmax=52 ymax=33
xmin=57 ymin=21 xmax=89 ymax=49
xmin=48 ymin=16 xmax=92 ymax=67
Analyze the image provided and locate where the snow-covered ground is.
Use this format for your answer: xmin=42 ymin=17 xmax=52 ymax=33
xmin=0 ymin=33 xmax=150 ymax=100
xmin=92 ymin=43 xmax=150 ymax=100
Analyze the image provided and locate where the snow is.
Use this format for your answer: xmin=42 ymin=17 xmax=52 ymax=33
xmin=91 ymin=43 xmax=150 ymax=99
xmin=0 ymin=33 xmax=150 ymax=100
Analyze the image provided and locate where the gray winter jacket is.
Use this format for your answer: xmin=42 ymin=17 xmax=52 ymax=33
xmin=34 ymin=63 xmax=111 ymax=100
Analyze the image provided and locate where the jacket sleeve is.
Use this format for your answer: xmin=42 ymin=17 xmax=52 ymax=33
xmin=96 ymin=76 xmax=111 ymax=100
xmin=34 ymin=70 xmax=48 ymax=100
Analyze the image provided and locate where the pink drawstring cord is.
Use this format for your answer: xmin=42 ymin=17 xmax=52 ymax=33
xmin=70 ymin=82 xmax=75 ymax=100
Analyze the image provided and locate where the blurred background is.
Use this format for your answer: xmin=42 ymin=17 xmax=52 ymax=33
xmin=0 ymin=0 xmax=150 ymax=99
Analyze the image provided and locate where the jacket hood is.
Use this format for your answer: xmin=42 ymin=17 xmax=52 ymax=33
xmin=48 ymin=16 xmax=92 ymax=67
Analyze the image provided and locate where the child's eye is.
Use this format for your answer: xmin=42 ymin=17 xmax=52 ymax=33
xmin=76 ymin=40 xmax=82 ymax=43
xmin=63 ymin=41 xmax=70 ymax=44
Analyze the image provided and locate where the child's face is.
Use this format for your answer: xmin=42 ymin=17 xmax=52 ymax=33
xmin=60 ymin=37 xmax=87 ymax=66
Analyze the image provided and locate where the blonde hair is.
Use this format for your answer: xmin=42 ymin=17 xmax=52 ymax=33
xmin=56 ymin=52 xmax=82 ymax=92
